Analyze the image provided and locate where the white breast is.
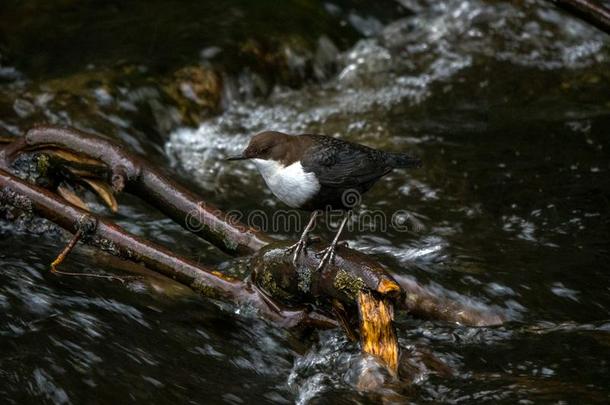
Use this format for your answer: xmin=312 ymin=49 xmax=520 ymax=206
xmin=252 ymin=159 xmax=320 ymax=208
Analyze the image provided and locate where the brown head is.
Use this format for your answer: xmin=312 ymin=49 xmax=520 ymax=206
xmin=226 ymin=131 xmax=309 ymax=165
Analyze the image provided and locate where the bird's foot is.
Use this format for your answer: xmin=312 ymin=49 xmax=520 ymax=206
xmin=288 ymin=211 xmax=321 ymax=267
xmin=314 ymin=241 xmax=349 ymax=272
xmin=289 ymin=239 xmax=306 ymax=267
xmin=289 ymin=235 xmax=321 ymax=267
xmin=315 ymin=214 xmax=350 ymax=272
xmin=313 ymin=240 xmax=348 ymax=259
xmin=315 ymin=246 xmax=333 ymax=273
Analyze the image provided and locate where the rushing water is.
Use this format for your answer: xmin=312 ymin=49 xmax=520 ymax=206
xmin=2 ymin=0 xmax=610 ymax=403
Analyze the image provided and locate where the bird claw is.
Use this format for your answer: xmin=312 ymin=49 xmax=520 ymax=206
xmin=315 ymin=245 xmax=336 ymax=273
xmin=315 ymin=214 xmax=350 ymax=272
xmin=314 ymin=247 xmax=327 ymax=259
xmin=289 ymin=240 xmax=306 ymax=267
xmin=314 ymin=240 xmax=347 ymax=258
xmin=289 ymin=234 xmax=319 ymax=267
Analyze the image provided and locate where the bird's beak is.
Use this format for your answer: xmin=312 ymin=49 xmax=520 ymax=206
xmin=225 ymin=154 xmax=249 ymax=161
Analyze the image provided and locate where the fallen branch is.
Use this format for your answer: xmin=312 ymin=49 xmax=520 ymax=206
xmin=1 ymin=125 xmax=274 ymax=255
xmin=395 ymin=275 xmax=505 ymax=326
xmin=0 ymin=168 xmax=336 ymax=330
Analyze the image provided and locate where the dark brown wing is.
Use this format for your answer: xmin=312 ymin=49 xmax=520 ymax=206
xmin=299 ymin=135 xmax=393 ymax=189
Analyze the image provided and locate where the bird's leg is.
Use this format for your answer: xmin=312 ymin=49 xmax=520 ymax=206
xmin=316 ymin=212 xmax=350 ymax=272
xmin=290 ymin=210 xmax=320 ymax=266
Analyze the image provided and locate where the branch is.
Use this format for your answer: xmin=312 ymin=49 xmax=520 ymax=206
xmin=1 ymin=125 xmax=274 ymax=255
xmin=395 ymin=275 xmax=505 ymax=326
xmin=0 ymin=168 xmax=336 ymax=330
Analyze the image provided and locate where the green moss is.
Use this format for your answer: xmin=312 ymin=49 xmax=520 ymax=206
xmin=333 ymin=269 xmax=366 ymax=300
xmin=93 ymin=237 xmax=138 ymax=261
xmin=258 ymin=267 xmax=293 ymax=302
xmin=191 ymin=279 xmax=221 ymax=299
xmin=36 ymin=153 xmax=50 ymax=177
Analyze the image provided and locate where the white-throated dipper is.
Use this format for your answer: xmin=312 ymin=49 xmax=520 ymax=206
xmin=227 ymin=131 xmax=421 ymax=271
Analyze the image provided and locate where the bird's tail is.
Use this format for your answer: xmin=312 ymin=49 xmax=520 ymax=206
xmin=386 ymin=152 xmax=422 ymax=169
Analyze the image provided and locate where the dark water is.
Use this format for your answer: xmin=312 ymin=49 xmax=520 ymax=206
xmin=1 ymin=0 xmax=610 ymax=403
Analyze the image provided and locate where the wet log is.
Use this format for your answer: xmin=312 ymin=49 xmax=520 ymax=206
xmin=250 ymin=241 xmax=401 ymax=307
xmin=251 ymin=246 xmax=505 ymax=328
xmin=394 ymin=275 xmax=505 ymax=326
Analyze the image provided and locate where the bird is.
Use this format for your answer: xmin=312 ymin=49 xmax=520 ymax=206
xmin=227 ymin=131 xmax=421 ymax=271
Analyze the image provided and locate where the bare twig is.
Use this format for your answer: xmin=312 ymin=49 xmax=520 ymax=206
xmin=49 ymin=218 xmax=129 ymax=282
xmin=50 ymin=227 xmax=84 ymax=272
